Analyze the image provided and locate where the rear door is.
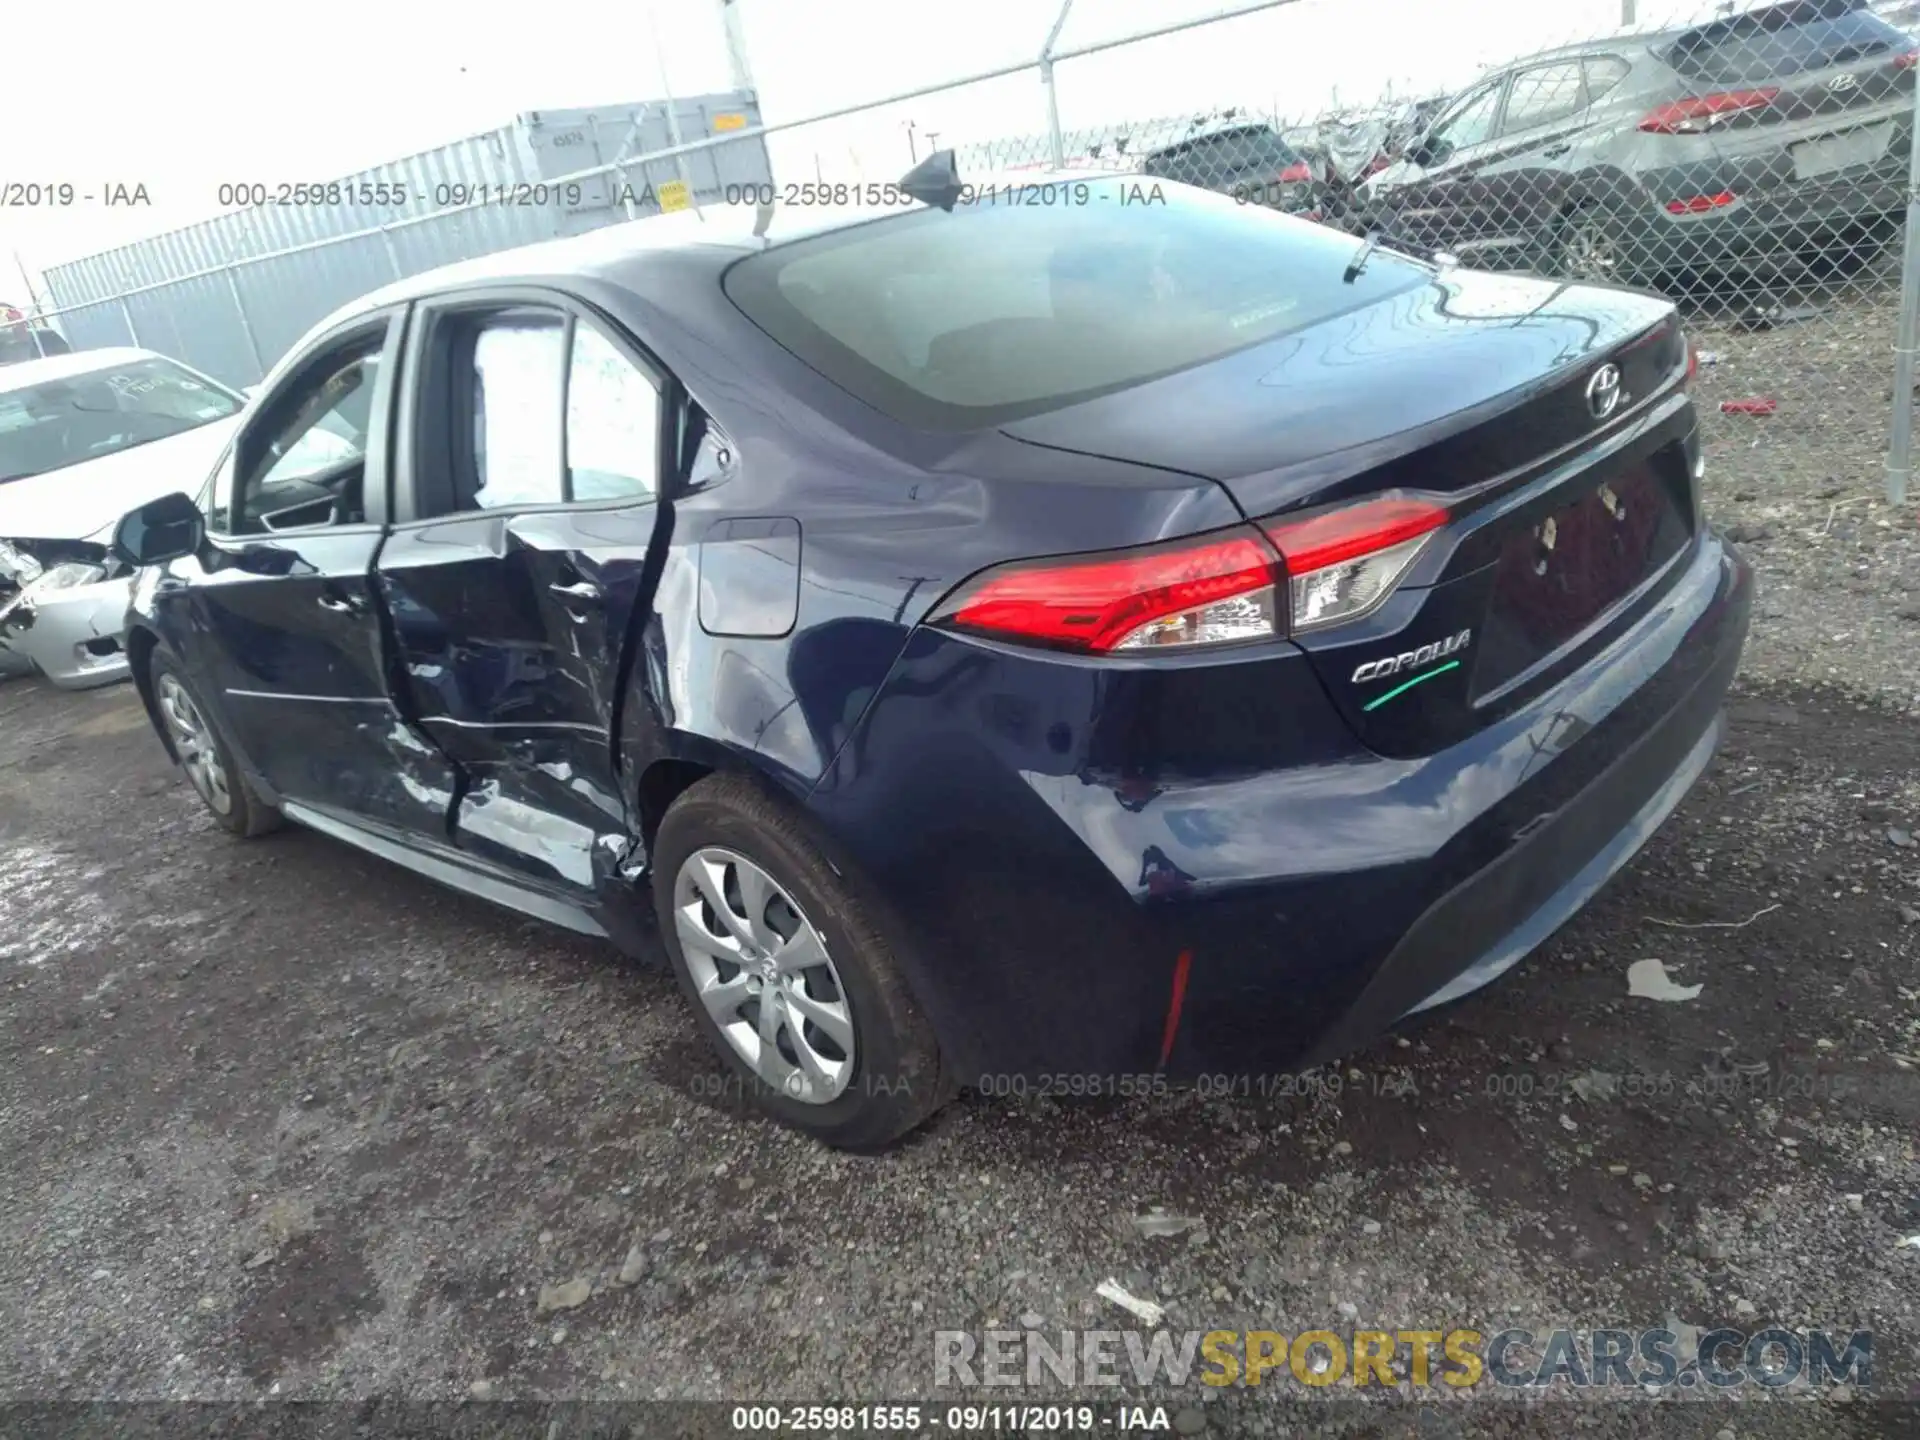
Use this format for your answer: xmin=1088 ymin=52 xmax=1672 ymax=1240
xmin=1380 ymin=75 xmax=1511 ymax=250
xmin=1469 ymin=59 xmax=1601 ymax=260
xmin=182 ymin=309 xmax=461 ymax=837
xmin=378 ymin=287 xmax=670 ymax=897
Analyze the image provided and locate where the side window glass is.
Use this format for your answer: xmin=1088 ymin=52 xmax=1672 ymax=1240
xmin=468 ymin=311 xmax=568 ymax=510
xmin=566 ymin=324 xmax=661 ymax=502
xmin=1426 ymin=82 xmax=1504 ymax=161
xmin=1501 ymin=63 xmax=1587 ymax=135
xmin=1584 ymin=57 xmax=1631 ymax=105
xmin=235 ymin=336 xmax=383 ymax=534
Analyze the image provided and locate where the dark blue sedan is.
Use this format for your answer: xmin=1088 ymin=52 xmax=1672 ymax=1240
xmin=112 ymin=165 xmax=1750 ymax=1149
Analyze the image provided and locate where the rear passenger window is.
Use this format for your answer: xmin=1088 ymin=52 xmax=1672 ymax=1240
xmin=469 ymin=312 xmax=567 ymax=510
xmin=1501 ymin=63 xmax=1586 ymax=134
xmin=436 ymin=307 xmax=662 ymax=514
xmin=1584 ymin=56 xmax=1631 ymax=104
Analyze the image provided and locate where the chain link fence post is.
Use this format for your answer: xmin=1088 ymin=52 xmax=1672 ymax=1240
xmin=1041 ymin=0 xmax=1076 ymax=170
xmin=116 ymin=295 xmax=140 ymax=348
xmin=223 ymin=265 xmax=266 ymax=379
xmin=1887 ymin=66 xmax=1920 ymax=507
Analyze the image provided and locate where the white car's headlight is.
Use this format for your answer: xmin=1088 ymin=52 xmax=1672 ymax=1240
xmin=25 ymin=562 xmax=109 ymax=594
xmin=0 ymin=538 xmax=44 ymax=586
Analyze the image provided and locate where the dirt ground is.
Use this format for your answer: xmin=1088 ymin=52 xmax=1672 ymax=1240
xmin=2 ymin=303 xmax=1919 ymax=1437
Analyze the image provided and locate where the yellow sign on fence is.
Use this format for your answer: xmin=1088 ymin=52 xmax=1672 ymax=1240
xmin=712 ymin=113 xmax=749 ymax=132
xmin=656 ymin=180 xmax=692 ymax=213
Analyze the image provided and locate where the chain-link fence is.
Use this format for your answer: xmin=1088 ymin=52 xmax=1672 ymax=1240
xmin=1002 ymin=0 xmax=1920 ymax=508
xmin=9 ymin=0 xmax=1920 ymax=508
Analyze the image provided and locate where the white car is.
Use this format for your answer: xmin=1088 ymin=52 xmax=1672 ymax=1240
xmin=0 ymin=348 xmax=249 ymax=688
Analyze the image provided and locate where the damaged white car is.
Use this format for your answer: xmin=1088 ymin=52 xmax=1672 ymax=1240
xmin=0 ymin=348 xmax=247 ymax=688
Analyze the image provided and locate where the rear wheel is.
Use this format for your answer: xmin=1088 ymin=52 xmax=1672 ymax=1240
xmin=651 ymin=772 xmax=949 ymax=1150
xmin=149 ymin=654 xmax=282 ymax=837
xmin=1553 ymin=208 xmax=1625 ymax=284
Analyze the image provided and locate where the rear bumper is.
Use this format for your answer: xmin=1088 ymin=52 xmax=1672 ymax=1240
xmin=810 ymin=530 xmax=1751 ymax=1082
xmin=0 ymin=577 xmax=134 ymax=689
xmin=1161 ymin=532 xmax=1749 ymax=1076
xmin=1618 ymin=157 xmax=1907 ymax=277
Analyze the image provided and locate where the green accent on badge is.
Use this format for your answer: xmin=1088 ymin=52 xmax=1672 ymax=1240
xmin=1362 ymin=660 xmax=1461 ymax=712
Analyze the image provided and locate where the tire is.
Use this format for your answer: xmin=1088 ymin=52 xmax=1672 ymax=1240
xmin=651 ymin=772 xmax=950 ymax=1150
xmin=148 ymin=652 xmax=282 ymax=838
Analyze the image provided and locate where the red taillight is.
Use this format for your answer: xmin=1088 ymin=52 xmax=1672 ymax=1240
xmin=1277 ymin=162 xmax=1312 ymax=184
xmin=930 ymin=527 xmax=1280 ymax=654
xmin=1638 ymin=89 xmax=1779 ymax=134
xmin=1685 ymin=337 xmax=1698 ymax=386
xmin=1897 ymin=50 xmax=1919 ymax=70
xmin=1264 ymin=494 xmax=1450 ymax=634
xmin=930 ymin=496 xmax=1453 ymax=653
xmin=1665 ymin=191 xmax=1739 ymax=215
xmin=1264 ymin=497 xmax=1448 ymax=575
xmin=0 ymin=307 xmax=21 ymax=324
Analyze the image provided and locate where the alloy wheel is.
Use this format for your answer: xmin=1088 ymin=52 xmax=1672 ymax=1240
xmin=672 ymin=846 xmax=855 ymax=1104
xmin=156 ymin=672 xmax=233 ymax=817
xmin=1559 ymin=216 xmax=1619 ymax=282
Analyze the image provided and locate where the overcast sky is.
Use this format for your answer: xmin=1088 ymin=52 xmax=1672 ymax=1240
xmin=0 ymin=0 xmax=1748 ymax=300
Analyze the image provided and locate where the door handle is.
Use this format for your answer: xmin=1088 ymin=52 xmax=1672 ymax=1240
xmin=1541 ymin=144 xmax=1572 ymax=160
xmin=316 ymin=592 xmax=358 ymax=614
xmin=549 ymin=580 xmax=604 ymax=609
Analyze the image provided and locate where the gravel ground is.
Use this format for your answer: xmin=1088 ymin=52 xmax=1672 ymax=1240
xmin=2 ymin=299 xmax=1918 ymax=1437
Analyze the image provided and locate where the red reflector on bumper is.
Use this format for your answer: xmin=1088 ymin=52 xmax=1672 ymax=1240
xmin=1666 ymin=191 xmax=1738 ymax=215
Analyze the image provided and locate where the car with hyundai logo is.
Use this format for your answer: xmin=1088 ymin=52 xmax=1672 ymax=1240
xmin=1356 ymin=0 xmax=1916 ymax=290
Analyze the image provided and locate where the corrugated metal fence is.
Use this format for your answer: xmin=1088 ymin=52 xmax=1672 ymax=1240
xmin=35 ymin=93 xmax=773 ymax=388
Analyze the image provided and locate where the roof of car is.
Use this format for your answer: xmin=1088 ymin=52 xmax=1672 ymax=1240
xmin=1143 ymin=121 xmax=1286 ymax=156
xmin=0 ymin=346 xmax=166 ymax=393
xmin=1490 ymin=12 xmax=1715 ymax=70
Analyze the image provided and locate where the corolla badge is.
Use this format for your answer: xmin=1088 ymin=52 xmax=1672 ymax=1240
xmin=1586 ymin=363 xmax=1623 ymax=421
xmin=1830 ymin=73 xmax=1858 ymax=93
xmin=1350 ymin=628 xmax=1473 ymax=685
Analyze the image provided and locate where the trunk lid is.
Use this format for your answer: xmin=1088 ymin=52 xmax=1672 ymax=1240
xmin=999 ymin=267 xmax=1680 ymax=515
xmin=1002 ymin=266 xmax=1697 ymax=758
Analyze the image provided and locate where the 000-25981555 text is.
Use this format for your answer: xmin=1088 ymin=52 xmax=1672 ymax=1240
xmin=217 ymin=181 xmax=413 ymax=209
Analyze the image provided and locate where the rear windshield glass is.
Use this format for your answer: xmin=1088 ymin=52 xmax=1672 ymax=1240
xmin=723 ymin=179 xmax=1429 ymax=431
xmin=1667 ymin=0 xmax=1909 ymax=83
xmin=1143 ymin=128 xmax=1300 ymax=179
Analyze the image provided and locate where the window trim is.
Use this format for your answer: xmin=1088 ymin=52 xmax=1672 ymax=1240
xmin=220 ymin=308 xmax=406 ymax=539
xmin=392 ymin=284 xmax=671 ymax=527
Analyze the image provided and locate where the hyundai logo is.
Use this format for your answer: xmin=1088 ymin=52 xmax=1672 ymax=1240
xmin=1830 ymin=73 xmax=1858 ymax=92
xmin=1587 ymin=363 xmax=1623 ymax=421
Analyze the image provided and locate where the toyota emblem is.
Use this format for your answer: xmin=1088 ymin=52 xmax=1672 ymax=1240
xmin=1586 ymin=363 xmax=1623 ymax=421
